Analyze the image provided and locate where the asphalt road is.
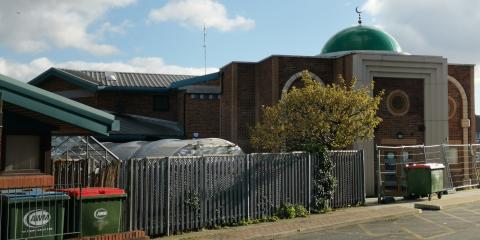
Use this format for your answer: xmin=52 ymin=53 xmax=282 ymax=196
xmin=263 ymin=202 xmax=480 ymax=240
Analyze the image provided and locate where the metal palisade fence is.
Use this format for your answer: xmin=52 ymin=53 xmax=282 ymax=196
xmin=123 ymin=150 xmax=364 ymax=236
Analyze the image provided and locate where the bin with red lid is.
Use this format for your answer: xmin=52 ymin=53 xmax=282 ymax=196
xmin=57 ymin=187 xmax=126 ymax=237
xmin=404 ymin=163 xmax=444 ymax=200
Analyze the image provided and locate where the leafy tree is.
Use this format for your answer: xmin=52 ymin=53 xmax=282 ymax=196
xmin=250 ymin=70 xmax=383 ymax=152
xmin=250 ymin=70 xmax=383 ymax=211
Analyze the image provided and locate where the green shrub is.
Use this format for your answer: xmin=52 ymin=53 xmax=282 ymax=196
xmin=268 ymin=216 xmax=279 ymax=222
xmin=312 ymin=149 xmax=336 ymax=212
xmin=277 ymin=203 xmax=296 ymax=219
xmin=238 ymin=218 xmax=255 ymax=226
xmin=294 ymin=205 xmax=308 ymax=217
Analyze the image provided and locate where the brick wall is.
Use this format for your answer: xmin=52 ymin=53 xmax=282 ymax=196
xmin=254 ymin=58 xmax=275 ymax=120
xmin=236 ymin=64 xmax=256 ymax=150
xmin=184 ymin=94 xmax=220 ymax=139
xmin=448 ymin=81 xmax=463 ymax=142
xmin=96 ymin=92 xmax=178 ymax=121
xmin=33 ymin=59 xmax=475 ymax=156
xmin=333 ymin=55 xmax=354 ymax=81
xmin=0 ymin=175 xmax=54 ymax=189
xmin=277 ymin=56 xmax=334 ymax=94
xmin=177 ymin=92 xmax=185 ymax=128
xmin=36 ymin=76 xmax=180 ymax=121
xmin=374 ymin=77 xmax=425 ymax=146
xmin=72 ymin=231 xmax=148 ymax=240
xmin=36 ymin=76 xmax=84 ymax=91
xmin=220 ymin=64 xmax=234 ymax=141
xmin=36 ymin=76 xmax=97 ymax=106
xmin=220 ymin=56 xmax=335 ymax=151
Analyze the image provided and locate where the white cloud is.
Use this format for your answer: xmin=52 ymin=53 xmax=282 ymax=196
xmin=0 ymin=0 xmax=135 ymax=55
xmin=362 ymin=0 xmax=480 ymax=62
xmin=96 ymin=20 xmax=133 ymax=39
xmin=148 ymin=0 xmax=255 ymax=31
xmin=0 ymin=57 xmax=218 ymax=82
xmin=362 ymin=0 xmax=480 ymax=113
xmin=0 ymin=58 xmax=52 ymax=81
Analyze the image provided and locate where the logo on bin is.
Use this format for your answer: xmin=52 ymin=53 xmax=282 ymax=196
xmin=23 ymin=209 xmax=51 ymax=228
xmin=94 ymin=208 xmax=108 ymax=220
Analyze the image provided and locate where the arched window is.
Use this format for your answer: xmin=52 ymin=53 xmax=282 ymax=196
xmin=281 ymin=71 xmax=324 ymax=94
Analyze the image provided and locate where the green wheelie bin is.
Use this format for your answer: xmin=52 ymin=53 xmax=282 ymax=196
xmin=0 ymin=188 xmax=69 ymax=240
xmin=404 ymin=163 xmax=445 ymax=200
xmin=58 ymin=187 xmax=126 ymax=237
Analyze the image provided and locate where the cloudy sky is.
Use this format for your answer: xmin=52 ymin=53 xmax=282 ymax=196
xmin=0 ymin=0 xmax=479 ymax=112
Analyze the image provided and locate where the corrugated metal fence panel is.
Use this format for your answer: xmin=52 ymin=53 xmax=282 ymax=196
xmin=330 ymin=150 xmax=365 ymax=208
xmin=124 ymin=158 xmax=169 ymax=236
xmin=248 ymin=153 xmax=310 ymax=219
xmin=166 ymin=155 xmax=249 ymax=234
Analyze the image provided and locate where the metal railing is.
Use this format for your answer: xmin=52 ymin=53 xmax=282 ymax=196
xmin=376 ymin=144 xmax=480 ymax=200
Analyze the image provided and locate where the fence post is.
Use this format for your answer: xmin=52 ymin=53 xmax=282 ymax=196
xmin=422 ymin=144 xmax=427 ymax=163
xmin=128 ymin=159 xmax=134 ymax=231
xmin=441 ymin=144 xmax=454 ymax=190
xmin=468 ymin=144 xmax=479 ymax=186
xmin=376 ymin=145 xmax=381 ymax=204
xmin=201 ymin=156 xmax=206 ymax=228
xmin=166 ymin=157 xmax=170 ymax=236
xmin=361 ymin=150 xmax=366 ymax=205
xmin=66 ymin=149 xmax=69 ymax=186
xmin=307 ymin=153 xmax=312 ymax=211
xmin=246 ymin=154 xmax=250 ymax=220
xmin=85 ymin=137 xmax=90 ymax=186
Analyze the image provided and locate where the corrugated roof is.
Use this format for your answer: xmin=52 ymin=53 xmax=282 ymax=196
xmin=30 ymin=68 xmax=221 ymax=92
xmin=58 ymin=68 xmax=195 ymax=88
xmin=0 ymin=73 xmax=119 ymax=136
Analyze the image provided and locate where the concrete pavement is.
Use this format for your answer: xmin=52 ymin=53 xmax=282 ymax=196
xmin=157 ymin=189 xmax=480 ymax=240
xmin=412 ymin=189 xmax=480 ymax=210
xmin=271 ymin=201 xmax=480 ymax=240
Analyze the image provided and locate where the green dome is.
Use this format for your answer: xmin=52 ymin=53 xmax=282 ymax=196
xmin=321 ymin=25 xmax=402 ymax=54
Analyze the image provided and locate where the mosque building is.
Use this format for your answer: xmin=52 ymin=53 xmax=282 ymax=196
xmin=31 ymin=17 xmax=475 ymax=196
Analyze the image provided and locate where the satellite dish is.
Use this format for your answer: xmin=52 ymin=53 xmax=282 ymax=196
xmin=105 ymin=71 xmax=117 ymax=81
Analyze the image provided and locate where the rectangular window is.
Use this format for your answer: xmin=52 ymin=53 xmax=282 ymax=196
xmin=153 ymin=95 xmax=169 ymax=112
xmin=4 ymin=135 xmax=41 ymax=172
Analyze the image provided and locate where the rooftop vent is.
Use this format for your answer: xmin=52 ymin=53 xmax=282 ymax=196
xmin=105 ymin=71 xmax=117 ymax=81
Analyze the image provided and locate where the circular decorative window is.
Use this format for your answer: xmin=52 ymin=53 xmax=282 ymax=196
xmin=448 ymin=96 xmax=457 ymax=119
xmin=386 ymin=90 xmax=410 ymax=116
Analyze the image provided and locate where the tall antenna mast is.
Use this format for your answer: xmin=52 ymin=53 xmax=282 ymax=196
xmin=203 ymin=24 xmax=207 ymax=75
